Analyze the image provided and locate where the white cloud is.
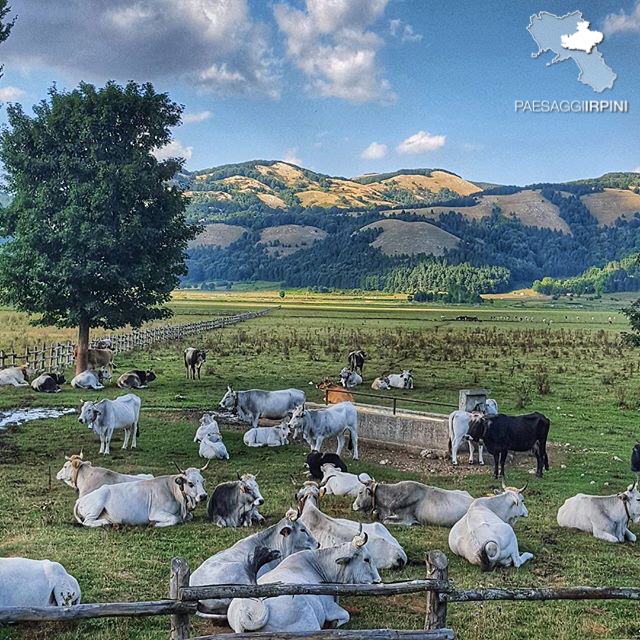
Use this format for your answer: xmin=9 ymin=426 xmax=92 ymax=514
xmin=389 ymin=19 xmax=422 ymax=43
xmin=633 ymin=166 xmax=640 ymax=173
xmin=182 ymin=110 xmax=212 ymax=124
xmin=283 ymin=147 xmax=301 ymax=165
xmin=153 ymin=139 xmax=193 ymax=162
xmin=561 ymin=21 xmax=603 ymax=53
xmin=603 ymin=1 xmax=640 ymax=35
xmin=1 ymin=0 xmax=280 ymax=98
xmin=0 ymin=86 xmax=25 ymax=101
xmin=396 ymin=130 xmax=445 ymax=155
xmin=274 ymin=0 xmax=396 ymax=103
xmin=361 ymin=141 xmax=387 ymax=159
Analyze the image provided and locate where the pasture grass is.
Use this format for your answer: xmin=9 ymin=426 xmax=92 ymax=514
xmin=0 ymin=293 xmax=639 ymax=639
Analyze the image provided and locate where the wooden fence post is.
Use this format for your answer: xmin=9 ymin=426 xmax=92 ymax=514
xmin=425 ymin=550 xmax=448 ymax=630
xmin=169 ymin=557 xmax=190 ymax=640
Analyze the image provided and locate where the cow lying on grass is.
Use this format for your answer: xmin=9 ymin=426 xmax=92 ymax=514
xmin=557 ymin=480 xmax=640 ymax=543
xmin=31 ymin=372 xmax=66 ymax=393
xmin=207 ymin=473 xmax=264 ymax=527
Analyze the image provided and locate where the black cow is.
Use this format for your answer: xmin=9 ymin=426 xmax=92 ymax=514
xmin=31 ymin=372 xmax=66 ymax=393
xmin=305 ymin=451 xmax=348 ymax=481
xmin=631 ymin=442 xmax=640 ymax=474
xmin=466 ymin=412 xmax=551 ymax=479
xmin=347 ymin=350 xmax=366 ymax=377
xmin=117 ymin=369 xmax=157 ymax=389
xmin=184 ymin=347 xmax=207 ymax=380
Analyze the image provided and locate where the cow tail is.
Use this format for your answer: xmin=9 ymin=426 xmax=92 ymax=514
xmin=237 ymin=599 xmax=269 ymax=631
xmin=480 ymin=540 xmax=499 ymax=571
xmin=447 ymin=413 xmax=453 ymax=457
xmin=347 ymin=430 xmax=354 ymax=452
xmin=206 ymin=495 xmax=215 ymax=522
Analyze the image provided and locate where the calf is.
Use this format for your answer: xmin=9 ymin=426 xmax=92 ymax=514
xmin=244 ymin=423 xmax=290 ymax=447
xmin=340 ymin=367 xmax=362 ymax=388
xmin=466 ymin=412 xmax=551 ymax=478
xmin=316 ymin=378 xmax=353 ymax=404
xmin=448 ymin=410 xmax=485 ymax=466
xmin=557 ymin=481 xmax=640 ymax=543
xmin=347 ymin=350 xmax=366 ymax=376
xmin=74 ymin=347 xmax=116 ymax=373
xmin=371 ymin=376 xmax=390 ymax=391
xmin=31 ymin=372 xmax=66 ymax=393
xmin=117 ymin=369 xmax=157 ymax=389
xmin=184 ymin=347 xmax=206 ymax=380
xmin=71 ymin=369 xmax=106 ymax=390
xmin=305 ymin=451 xmax=347 ymax=481
xmin=320 ymin=464 xmax=371 ymax=498
xmin=194 ymin=417 xmax=221 ymax=444
xmin=207 ymin=473 xmax=265 ymax=527
xmin=198 ymin=433 xmax=230 ymax=460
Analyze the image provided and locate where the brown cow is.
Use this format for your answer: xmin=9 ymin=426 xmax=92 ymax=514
xmin=316 ymin=379 xmax=354 ymax=404
xmin=73 ymin=346 xmax=116 ymax=373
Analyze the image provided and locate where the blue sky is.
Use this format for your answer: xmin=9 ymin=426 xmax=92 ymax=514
xmin=0 ymin=0 xmax=638 ymax=185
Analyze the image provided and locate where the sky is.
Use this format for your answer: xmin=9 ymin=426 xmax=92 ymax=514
xmin=0 ymin=0 xmax=638 ymax=185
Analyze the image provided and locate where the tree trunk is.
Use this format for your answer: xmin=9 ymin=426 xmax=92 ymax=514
xmin=76 ymin=318 xmax=90 ymax=375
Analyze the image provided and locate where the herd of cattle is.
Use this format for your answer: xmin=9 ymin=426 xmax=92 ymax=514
xmin=1 ymin=346 xmax=639 ymax=634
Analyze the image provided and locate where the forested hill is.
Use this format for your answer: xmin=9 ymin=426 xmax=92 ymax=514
xmin=181 ymin=161 xmax=640 ymax=295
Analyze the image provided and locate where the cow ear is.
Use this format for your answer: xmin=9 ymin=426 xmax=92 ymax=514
xmin=175 ymin=477 xmax=185 ymax=487
xmin=335 ymin=556 xmax=352 ymax=565
xmin=280 ymin=526 xmax=292 ymax=537
xmin=493 ymin=489 xmax=501 ymax=495
xmin=239 ymin=485 xmax=247 ymax=493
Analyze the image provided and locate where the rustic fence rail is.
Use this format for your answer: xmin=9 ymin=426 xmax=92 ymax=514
xmin=2 ymin=551 xmax=640 ymax=638
xmin=0 ymin=307 xmax=276 ymax=371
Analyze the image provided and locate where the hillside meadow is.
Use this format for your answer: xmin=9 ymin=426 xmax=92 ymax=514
xmin=0 ymin=291 xmax=639 ymax=639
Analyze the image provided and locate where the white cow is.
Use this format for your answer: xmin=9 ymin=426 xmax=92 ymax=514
xmin=227 ymin=532 xmax=381 ymax=633
xmin=557 ymin=481 xmax=640 ymax=543
xmin=78 ymin=394 xmax=141 ymax=455
xmin=387 ymin=369 xmax=414 ymax=389
xmin=340 ymin=367 xmax=362 ymax=388
xmin=0 ymin=365 xmax=30 ymax=387
xmin=289 ymin=402 xmax=359 ymax=459
xmin=219 ymin=386 xmax=305 ymax=428
xmin=190 ymin=509 xmax=319 ymax=616
xmin=297 ymin=481 xmax=407 ymax=570
xmin=448 ymin=399 xmax=498 ymax=465
xmin=243 ymin=423 xmax=290 ymax=447
xmin=71 ymin=369 xmax=105 ymax=390
xmin=56 ymin=452 xmax=153 ymax=497
xmin=198 ymin=433 xmax=230 ymax=460
xmin=194 ymin=416 xmax=221 ymax=444
xmin=448 ymin=483 xmax=532 ymax=569
xmin=0 ymin=558 xmax=81 ymax=607
xmin=320 ymin=463 xmax=371 ymax=498
xmin=74 ymin=467 xmax=207 ymax=527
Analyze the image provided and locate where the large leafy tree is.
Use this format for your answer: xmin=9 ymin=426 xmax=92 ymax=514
xmin=0 ymin=1 xmax=15 ymax=78
xmin=0 ymin=81 xmax=198 ymax=372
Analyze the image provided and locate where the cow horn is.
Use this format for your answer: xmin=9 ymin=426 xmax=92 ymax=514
xmin=254 ymin=471 xmax=260 ymax=478
xmin=290 ymin=474 xmax=298 ymax=487
xmin=79 ymin=449 xmax=84 ymax=460
xmin=200 ymin=459 xmax=211 ymax=472
xmin=518 ymin=483 xmax=528 ymax=494
xmin=237 ymin=471 xmax=243 ymax=481
xmin=173 ymin=462 xmax=185 ymax=475
xmin=285 ymin=507 xmax=298 ymax=522
xmin=64 ymin=455 xmax=71 ymax=461
xmin=357 ymin=473 xmax=370 ymax=485
xmin=501 ymin=479 xmax=507 ymax=491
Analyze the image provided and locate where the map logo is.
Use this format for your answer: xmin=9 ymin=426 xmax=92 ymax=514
xmin=527 ymin=11 xmax=616 ymax=92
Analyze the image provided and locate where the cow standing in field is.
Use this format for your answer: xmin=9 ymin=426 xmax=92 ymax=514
xmin=190 ymin=509 xmax=318 ymax=616
xmin=347 ymin=350 xmax=366 ymax=377
xmin=74 ymin=346 xmax=116 ymax=374
xmin=0 ymin=365 xmax=30 ymax=387
xmin=184 ymin=347 xmax=206 ymax=379
xmin=448 ymin=399 xmax=499 ymax=465
xmin=31 ymin=372 xmax=66 ymax=393
xmin=74 ymin=466 xmax=207 ymax=527
xmin=449 ymin=483 xmax=532 ymax=570
xmin=631 ymin=442 xmax=640 ymax=477
xmin=352 ymin=477 xmax=473 ymax=527
xmin=466 ymin=411 xmax=551 ymax=478
xmin=78 ymin=394 xmax=141 ymax=455
xmin=0 ymin=558 xmax=81 ymax=607
xmin=56 ymin=452 xmax=153 ymax=497
xmin=219 ymin=386 xmax=305 ymax=428
xmin=557 ymin=481 xmax=640 ymax=543
xmin=290 ymin=402 xmax=359 ymax=459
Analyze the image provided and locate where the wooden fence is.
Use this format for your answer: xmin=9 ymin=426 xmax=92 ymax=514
xmin=2 ymin=551 xmax=640 ymax=638
xmin=0 ymin=307 xmax=276 ymax=371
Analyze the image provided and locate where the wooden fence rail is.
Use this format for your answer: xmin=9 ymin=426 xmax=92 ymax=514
xmin=1 ymin=550 xmax=639 ymax=638
xmin=0 ymin=307 xmax=276 ymax=371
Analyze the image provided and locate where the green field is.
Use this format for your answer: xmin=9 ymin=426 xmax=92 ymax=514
xmin=1 ymin=291 xmax=640 ymax=640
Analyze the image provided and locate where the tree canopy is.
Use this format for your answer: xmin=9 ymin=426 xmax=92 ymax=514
xmin=0 ymin=1 xmax=15 ymax=78
xmin=0 ymin=81 xmax=197 ymax=369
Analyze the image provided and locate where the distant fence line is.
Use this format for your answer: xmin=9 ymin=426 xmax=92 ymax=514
xmin=0 ymin=307 xmax=277 ymax=371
